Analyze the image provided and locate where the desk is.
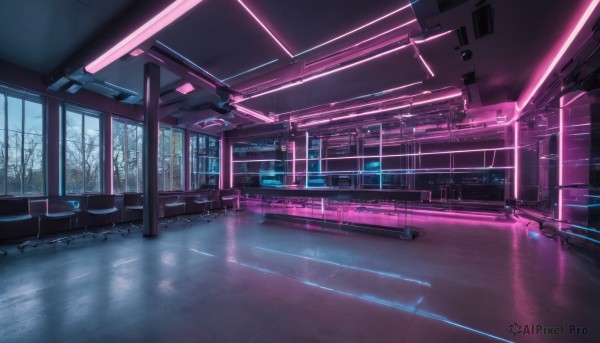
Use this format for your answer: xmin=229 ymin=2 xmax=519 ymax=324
xmin=243 ymin=187 xmax=431 ymax=239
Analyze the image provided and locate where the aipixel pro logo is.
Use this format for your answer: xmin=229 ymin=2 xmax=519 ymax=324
xmin=509 ymin=322 xmax=588 ymax=336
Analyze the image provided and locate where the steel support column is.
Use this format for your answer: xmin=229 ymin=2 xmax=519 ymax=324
xmin=143 ymin=62 xmax=160 ymax=237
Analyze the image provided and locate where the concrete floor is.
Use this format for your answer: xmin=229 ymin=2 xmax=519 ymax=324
xmin=1 ymin=208 xmax=599 ymax=343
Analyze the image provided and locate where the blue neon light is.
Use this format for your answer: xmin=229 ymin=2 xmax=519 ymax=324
xmin=256 ymin=247 xmax=431 ymax=286
xmin=571 ymin=224 xmax=600 ymax=234
xmin=156 ymin=40 xmax=229 ymax=86
xmin=561 ymin=231 xmax=600 ymax=244
xmin=222 ymin=59 xmax=279 ymax=81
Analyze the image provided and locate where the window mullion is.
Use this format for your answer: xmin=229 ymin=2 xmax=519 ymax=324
xmin=20 ymin=99 xmax=25 ymax=195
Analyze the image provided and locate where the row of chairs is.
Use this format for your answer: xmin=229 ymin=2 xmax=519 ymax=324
xmin=0 ymin=191 xmax=230 ymax=254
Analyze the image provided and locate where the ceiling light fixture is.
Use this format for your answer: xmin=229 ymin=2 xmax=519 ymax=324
xmin=235 ymin=105 xmax=275 ymax=123
xmin=129 ymin=48 xmax=145 ymax=57
xmin=516 ymin=0 xmax=600 ymax=111
xmin=176 ymin=82 xmax=195 ymax=94
xmin=237 ymin=0 xmax=294 ymax=58
xmin=294 ymin=3 xmax=413 ymax=57
xmin=85 ymin=0 xmax=205 ymax=74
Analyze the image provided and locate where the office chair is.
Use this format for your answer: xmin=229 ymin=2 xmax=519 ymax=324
xmin=162 ymin=194 xmax=190 ymax=226
xmin=190 ymin=192 xmax=215 ymax=222
xmin=122 ymin=193 xmax=144 ymax=234
xmin=0 ymin=197 xmax=33 ymax=255
xmin=18 ymin=197 xmax=79 ymax=251
xmin=220 ymin=189 xmax=241 ymax=216
xmin=84 ymin=195 xmax=120 ymax=240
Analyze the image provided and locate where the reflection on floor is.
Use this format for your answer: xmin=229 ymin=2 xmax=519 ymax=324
xmin=1 ymin=208 xmax=599 ymax=343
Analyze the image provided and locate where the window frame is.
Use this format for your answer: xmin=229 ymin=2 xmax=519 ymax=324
xmin=0 ymin=86 xmax=45 ymax=196
xmin=189 ymin=131 xmax=220 ymax=190
xmin=112 ymin=116 xmax=143 ymax=194
xmin=62 ymin=104 xmax=104 ymax=195
xmin=158 ymin=124 xmax=185 ymax=192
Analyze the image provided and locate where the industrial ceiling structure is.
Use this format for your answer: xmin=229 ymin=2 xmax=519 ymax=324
xmin=0 ymin=0 xmax=597 ymax=135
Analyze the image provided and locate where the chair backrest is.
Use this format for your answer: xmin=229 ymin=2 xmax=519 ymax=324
xmin=123 ymin=193 xmax=143 ymax=206
xmin=47 ymin=196 xmax=82 ymax=213
xmin=0 ymin=197 xmax=30 ymax=217
xmin=87 ymin=195 xmax=116 ymax=211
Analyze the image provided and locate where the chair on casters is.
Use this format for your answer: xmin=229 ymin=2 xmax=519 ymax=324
xmin=1 ymin=197 xmax=33 ymax=255
xmin=221 ymin=190 xmax=241 ymax=216
xmin=18 ymin=197 xmax=79 ymax=251
xmin=163 ymin=195 xmax=190 ymax=226
xmin=84 ymin=195 xmax=120 ymax=241
xmin=191 ymin=194 xmax=214 ymax=222
xmin=123 ymin=193 xmax=144 ymax=234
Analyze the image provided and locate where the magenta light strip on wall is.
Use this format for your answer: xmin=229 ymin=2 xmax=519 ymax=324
xmin=516 ymin=0 xmax=600 ymax=111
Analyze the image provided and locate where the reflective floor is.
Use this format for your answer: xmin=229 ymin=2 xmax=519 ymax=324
xmin=1 ymin=209 xmax=599 ymax=343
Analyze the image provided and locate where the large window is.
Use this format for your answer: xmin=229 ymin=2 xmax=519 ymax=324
xmin=0 ymin=89 xmax=44 ymax=196
xmin=158 ymin=125 xmax=184 ymax=191
xmin=64 ymin=106 xmax=102 ymax=194
xmin=113 ymin=118 xmax=143 ymax=193
xmin=190 ymin=132 xmax=219 ymax=189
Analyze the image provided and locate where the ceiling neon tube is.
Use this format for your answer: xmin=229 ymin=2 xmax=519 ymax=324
xmin=516 ymin=0 xmax=600 ymax=110
xmin=235 ymin=105 xmax=275 ymax=123
xmin=351 ymin=19 xmax=417 ymax=48
xmin=293 ymin=3 xmax=413 ymax=57
xmin=238 ymin=30 xmax=452 ymax=103
xmin=417 ymin=54 xmax=435 ymax=77
xmin=300 ymin=92 xmax=462 ymax=127
xmin=237 ymin=0 xmax=294 ymax=58
xmin=281 ymin=80 xmax=422 ymax=119
xmin=85 ymin=0 xmax=205 ymax=74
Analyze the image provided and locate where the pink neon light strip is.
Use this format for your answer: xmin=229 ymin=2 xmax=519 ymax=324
xmin=517 ymin=0 xmax=600 ymax=110
xmin=237 ymin=0 xmax=293 ymax=58
xmin=292 ymin=82 xmax=422 ymax=121
xmin=294 ymin=4 xmax=412 ymax=57
xmin=230 ymin=145 xmax=234 ymax=188
xmin=282 ymin=81 xmax=422 ymax=119
xmin=86 ymin=0 xmax=205 ymax=74
xmin=562 ymin=91 xmax=586 ymax=107
xmin=292 ymin=140 xmax=296 ymax=183
xmin=300 ymin=92 xmax=462 ymax=127
xmin=352 ymin=19 xmax=417 ymax=48
xmin=235 ymin=105 xmax=274 ymax=123
xmin=558 ymin=95 xmax=565 ymax=220
xmin=514 ymin=122 xmax=519 ymax=199
xmin=232 ymin=159 xmax=280 ymax=163
xmin=303 ymin=147 xmax=511 ymax=161
xmin=417 ymin=54 xmax=435 ymax=77
xmin=237 ymin=30 xmax=452 ymax=103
